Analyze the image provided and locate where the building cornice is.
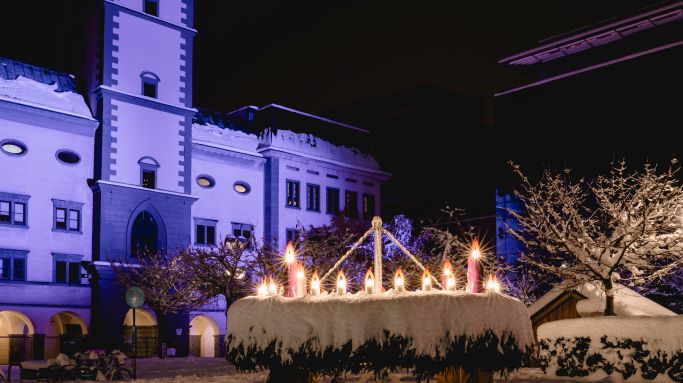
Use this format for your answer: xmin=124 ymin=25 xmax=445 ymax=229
xmin=259 ymin=147 xmax=391 ymax=179
xmin=104 ymin=0 xmax=197 ymax=34
xmin=95 ymin=85 xmax=196 ymax=114
xmin=0 ymin=98 xmax=98 ymax=136
xmin=499 ymin=1 xmax=683 ymax=66
xmin=90 ymin=180 xmax=199 ymax=200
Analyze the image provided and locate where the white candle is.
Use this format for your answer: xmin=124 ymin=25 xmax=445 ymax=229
xmin=485 ymin=274 xmax=501 ymax=293
xmin=446 ymin=275 xmax=456 ymax=291
xmin=422 ymin=269 xmax=432 ymax=291
xmin=337 ymin=270 xmax=347 ymax=295
xmin=267 ymin=276 xmax=278 ymax=296
xmin=310 ymin=272 xmax=320 ymax=296
xmin=257 ymin=279 xmax=268 ymax=296
xmin=442 ymin=259 xmax=453 ymax=290
xmin=365 ymin=269 xmax=375 ymax=294
xmin=394 ymin=267 xmax=405 ymax=293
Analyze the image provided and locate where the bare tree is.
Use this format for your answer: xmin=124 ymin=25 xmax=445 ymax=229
xmin=508 ymin=160 xmax=683 ymax=315
xmin=180 ymin=238 xmax=262 ymax=333
xmin=111 ymin=250 xmax=208 ymax=357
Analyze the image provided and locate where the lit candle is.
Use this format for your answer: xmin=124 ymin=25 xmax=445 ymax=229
xmin=337 ymin=270 xmax=347 ymax=295
xmin=485 ymin=274 xmax=501 ymax=293
xmin=442 ymin=259 xmax=454 ymax=290
xmin=466 ymin=239 xmax=482 ymax=293
xmin=257 ymin=278 xmax=268 ymax=296
xmin=365 ymin=269 xmax=375 ymax=294
xmin=284 ymin=241 xmax=297 ymax=297
xmin=446 ymin=274 xmax=456 ymax=291
xmin=310 ymin=272 xmax=320 ymax=296
xmin=394 ymin=267 xmax=405 ymax=293
xmin=422 ymin=269 xmax=432 ymax=291
xmin=296 ymin=262 xmax=306 ymax=297
xmin=267 ymin=276 xmax=278 ymax=296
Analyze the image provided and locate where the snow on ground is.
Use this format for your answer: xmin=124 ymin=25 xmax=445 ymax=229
xmin=0 ymin=76 xmax=93 ymax=119
xmin=227 ymin=290 xmax=534 ymax=360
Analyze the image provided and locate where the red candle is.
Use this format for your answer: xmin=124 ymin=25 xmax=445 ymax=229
xmin=284 ymin=241 xmax=297 ymax=297
xmin=466 ymin=239 xmax=481 ymax=293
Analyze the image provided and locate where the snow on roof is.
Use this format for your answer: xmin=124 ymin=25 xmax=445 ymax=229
xmin=0 ymin=75 xmax=93 ymax=120
xmin=192 ymin=122 xmax=261 ymax=157
xmin=528 ymin=282 xmax=676 ymax=317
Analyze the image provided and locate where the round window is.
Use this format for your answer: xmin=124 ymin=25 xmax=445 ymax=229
xmin=1 ymin=139 xmax=27 ymax=156
xmin=56 ymin=149 xmax=81 ymax=165
xmin=233 ymin=181 xmax=251 ymax=194
xmin=196 ymin=175 xmax=216 ymax=188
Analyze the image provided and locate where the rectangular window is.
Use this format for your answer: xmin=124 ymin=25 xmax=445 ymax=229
xmin=0 ymin=257 xmax=9 ymax=279
xmin=144 ymin=0 xmax=159 ymax=16
xmin=14 ymin=202 xmax=25 ymax=224
xmin=1 ymin=250 xmax=28 ymax=282
xmin=53 ymin=254 xmax=82 ymax=285
xmin=230 ymin=223 xmax=254 ymax=247
xmin=0 ymin=193 xmax=30 ymax=227
xmin=196 ymin=225 xmax=206 ymax=245
xmin=345 ymin=191 xmax=358 ymax=218
xmin=326 ymin=187 xmax=340 ymax=215
xmin=56 ymin=208 xmax=67 ymax=229
xmin=363 ymin=194 xmax=376 ymax=220
xmin=306 ymin=184 xmax=320 ymax=212
xmin=286 ymin=180 xmax=300 ymax=208
xmin=285 ymin=228 xmax=296 ymax=246
xmin=69 ymin=210 xmax=80 ymax=231
xmin=0 ymin=201 xmax=10 ymax=223
xmin=12 ymin=258 xmax=25 ymax=281
xmin=143 ymin=81 xmax=157 ymax=98
xmin=195 ymin=219 xmax=218 ymax=246
xmin=52 ymin=200 xmax=83 ymax=233
xmin=142 ymin=170 xmax=156 ymax=189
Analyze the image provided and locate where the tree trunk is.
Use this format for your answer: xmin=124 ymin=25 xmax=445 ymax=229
xmin=157 ymin=312 xmax=169 ymax=358
xmin=603 ymin=277 xmax=616 ymax=316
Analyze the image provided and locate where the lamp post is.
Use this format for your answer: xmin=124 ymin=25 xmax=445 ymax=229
xmin=125 ymin=286 xmax=145 ymax=380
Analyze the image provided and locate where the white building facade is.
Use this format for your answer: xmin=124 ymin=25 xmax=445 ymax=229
xmin=0 ymin=0 xmax=387 ymax=361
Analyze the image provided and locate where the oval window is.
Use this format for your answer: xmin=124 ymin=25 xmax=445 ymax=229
xmin=233 ymin=181 xmax=251 ymax=194
xmin=56 ymin=149 xmax=81 ymax=164
xmin=1 ymin=139 xmax=27 ymax=156
xmin=196 ymin=175 xmax=216 ymax=188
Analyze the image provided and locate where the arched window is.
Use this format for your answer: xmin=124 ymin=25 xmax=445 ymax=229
xmin=130 ymin=211 xmax=158 ymax=256
xmin=138 ymin=156 xmax=159 ymax=189
xmin=140 ymin=71 xmax=160 ymax=98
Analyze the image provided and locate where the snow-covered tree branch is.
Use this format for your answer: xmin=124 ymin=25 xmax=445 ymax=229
xmin=508 ymin=160 xmax=683 ymax=315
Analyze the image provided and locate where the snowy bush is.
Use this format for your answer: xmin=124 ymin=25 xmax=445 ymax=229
xmin=538 ymin=316 xmax=683 ymax=382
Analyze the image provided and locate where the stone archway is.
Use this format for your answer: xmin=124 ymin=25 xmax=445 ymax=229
xmin=44 ymin=312 xmax=88 ymax=359
xmin=123 ymin=308 xmax=158 ymax=357
xmin=189 ymin=315 xmax=219 ymax=358
xmin=0 ymin=310 xmax=35 ymax=364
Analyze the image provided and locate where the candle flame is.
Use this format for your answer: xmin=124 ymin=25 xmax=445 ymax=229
xmin=365 ymin=269 xmax=374 ymax=288
xmin=394 ymin=267 xmax=405 ymax=291
xmin=485 ymin=274 xmax=501 ymax=293
xmin=296 ymin=263 xmax=305 ymax=280
xmin=422 ymin=269 xmax=432 ymax=291
xmin=337 ymin=270 xmax=347 ymax=294
xmin=471 ymin=238 xmax=481 ymax=260
xmin=267 ymin=276 xmax=278 ymax=295
xmin=257 ymin=278 xmax=268 ymax=296
xmin=284 ymin=241 xmax=296 ymax=264
xmin=442 ymin=259 xmax=453 ymax=276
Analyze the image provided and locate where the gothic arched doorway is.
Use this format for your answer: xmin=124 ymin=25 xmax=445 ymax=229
xmin=130 ymin=211 xmax=158 ymax=256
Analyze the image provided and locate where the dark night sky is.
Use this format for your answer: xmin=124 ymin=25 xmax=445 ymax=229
xmin=0 ymin=1 xmax=660 ymax=116
xmin=0 ymin=0 xmax=668 ymax=222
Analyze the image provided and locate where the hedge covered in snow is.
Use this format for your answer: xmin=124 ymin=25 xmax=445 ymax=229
xmin=226 ymin=291 xmax=534 ymax=379
xmin=537 ymin=316 xmax=683 ymax=382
